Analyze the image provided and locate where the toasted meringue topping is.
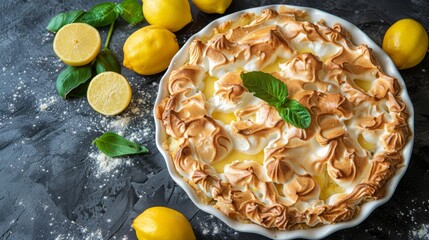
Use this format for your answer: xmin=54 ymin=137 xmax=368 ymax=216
xmin=157 ymin=6 xmax=410 ymax=230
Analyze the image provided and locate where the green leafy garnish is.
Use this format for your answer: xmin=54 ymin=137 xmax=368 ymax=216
xmin=93 ymin=132 xmax=149 ymax=157
xmin=79 ymin=2 xmax=119 ymax=27
xmin=56 ymin=65 xmax=92 ymax=99
xmin=46 ymin=10 xmax=85 ymax=33
xmin=241 ymin=71 xmax=311 ymax=129
xmin=115 ymin=0 xmax=144 ymax=25
xmin=94 ymin=49 xmax=122 ymax=74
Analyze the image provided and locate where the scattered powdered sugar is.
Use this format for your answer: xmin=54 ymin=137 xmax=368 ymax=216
xmin=88 ymin=152 xmax=132 ymax=177
xmin=197 ymin=214 xmax=237 ymax=238
xmin=411 ymin=224 xmax=429 ymax=239
xmin=39 ymin=95 xmax=58 ymax=111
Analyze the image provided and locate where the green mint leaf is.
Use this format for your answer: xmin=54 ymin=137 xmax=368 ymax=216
xmin=93 ymin=132 xmax=149 ymax=157
xmin=116 ymin=0 xmax=144 ymax=25
xmin=46 ymin=10 xmax=85 ymax=32
xmin=56 ymin=65 xmax=92 ymax=99
xmin=79 ymin=2 xmax=118 ymax=27
xmin=241 ymin=71 xmax=288 ymax=106
xmin=94 ymin=49 xmax=121 ymax=74
xmin=278 ymin=99 xmax=311 ymax=129
xmin=241 ymin=71 xmax=311 ymax=129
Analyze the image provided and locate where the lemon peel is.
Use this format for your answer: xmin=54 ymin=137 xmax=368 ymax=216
xmin=132 ymin=206 xmax=196 ymax=240
xmin=142 ymin=0 xmax=192 ymax=32
xmin=383 ymin=18 xmax=428 ymax=69
xmin=123 ymin=25 xmax=179 ymax=75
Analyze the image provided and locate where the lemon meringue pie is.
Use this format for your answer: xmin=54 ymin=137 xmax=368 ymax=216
xmin=156 ymin=7 xmax=411 ymax=230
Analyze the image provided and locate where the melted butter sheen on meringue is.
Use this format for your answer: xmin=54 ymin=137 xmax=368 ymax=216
xmin=157 ymin=6 xmax=410 ymax=231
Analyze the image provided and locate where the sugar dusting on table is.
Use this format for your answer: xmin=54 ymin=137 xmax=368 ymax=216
xmin=411 ymin=224 xmax=429 ymax=239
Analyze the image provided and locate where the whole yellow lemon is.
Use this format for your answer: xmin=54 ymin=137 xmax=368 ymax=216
xmin=382 ymin=18 xmax=428 ymax=69
xmin=123 ymin=25 xmax=179 ymax=75
xmin=132 ymin=206 xmax=196 ymax=240
xmin=192 ymin=0 xmax=232 ymax=14
xmin=142 ymin=0 xmax=192 ymax=32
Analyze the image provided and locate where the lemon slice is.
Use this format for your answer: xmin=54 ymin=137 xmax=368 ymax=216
xmin=87 ymin=72 xmax=132 ymax=116
xmin=53 ymin=23 xmax=101 ymax=66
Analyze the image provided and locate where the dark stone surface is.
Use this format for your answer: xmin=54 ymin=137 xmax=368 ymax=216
xmin=0 ymin=0 xmax=428 ymax=239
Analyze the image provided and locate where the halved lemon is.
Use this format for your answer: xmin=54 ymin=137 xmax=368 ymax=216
xmin=87 ymin=71 xmax=132 ymax=116
xmin=53 ymin=23 xmax=101 ymax=66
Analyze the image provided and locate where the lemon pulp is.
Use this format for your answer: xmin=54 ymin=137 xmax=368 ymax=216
xmin=53 ymin=23 xmax=101 ymax=66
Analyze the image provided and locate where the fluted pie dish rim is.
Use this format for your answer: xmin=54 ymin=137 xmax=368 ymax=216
xmin=153 ymin=4 xmax=415 ymax=239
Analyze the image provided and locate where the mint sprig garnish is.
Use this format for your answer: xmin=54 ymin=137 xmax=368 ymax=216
xmin=241 ymin=71 xmax=311 ymax=129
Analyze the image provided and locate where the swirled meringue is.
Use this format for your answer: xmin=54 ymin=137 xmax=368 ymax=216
xmin=157 ymin=6 xmax=410 ymax=230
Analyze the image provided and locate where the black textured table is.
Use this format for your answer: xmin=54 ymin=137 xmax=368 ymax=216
xmin=1 ymin=0 xmax=428 ymax=239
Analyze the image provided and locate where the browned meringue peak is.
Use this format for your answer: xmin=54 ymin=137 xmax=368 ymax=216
xmin=331 ymin=23 xmax=352 ymax=41
xmin=249 ymin=28 xmax=294 ymax=69
xmin=367 ymin=71 xmax=400 ymax=100
xmin=264 ymin=143 xmax=329 ymax=177
xmin=214 ymin=71 xmax=246 ymax=104
xmin=320 ymin=25 xmax=379 ymax=72
xmin=189 ymin=39 xmax=206 ymax=66
xmin=296 ymin=91 xmax=353 ymax=119
xmin=327 ymin=137 xmax=369 ymax=186
xmin=382 ymin=111 xmax=409 ymax=153
xmin=364 ymin=152 xmax=403 ymax=188
xmin=248 ymin=8 xmax=300 ymax=27
xmin=265 ymin=154 xmax=295 ymax=183
xmin=191 ymin=165 xmax=221 ymax=193
xmin=160 ymin=92 xmax=208 ymax=138
xmin=358 ymin=114 xmax=384 ymax=130
xmin=283 ymin=174 xmax=320 ymax=204
xmin=184 ymin=117 xmax=232 ymax=163
xmin=232 ymin=103 xmax=284 ymax=135
xmin=276 ymin=53 xmax=323 ymax=86
xmin=340 ymin=80 xmax=373 ymax=105
xmin=224 ymin=160 xmax=270 ymax=187
xmin=168 ymin=93 xmax=208 ymax=121
xmin=386 ymin=92 xmax=406 ymax=113
xmin=223 ymin=7 xmax=306 ymax=43
xmin=316 ymin=114 xmax=346 ymax=146
xmin=161 ymin=110 xmax=187 ymax=138
xmin=203 ymin=35 xmax=251 ymax=71
xmin=168 ymin=64 xmax=205 ymax=95
xmin=229 ymin=191 xmax=289 ymax=228
xmin=173 ymin=140 xmax=205 ymax=174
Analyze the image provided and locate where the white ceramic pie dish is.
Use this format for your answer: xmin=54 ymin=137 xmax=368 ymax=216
xmin=153 ymin=5 xmax=415 ymax=239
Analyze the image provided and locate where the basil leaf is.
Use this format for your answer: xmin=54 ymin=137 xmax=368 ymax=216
xmin=116 ymin=0 xmax=144 ymax=25
xmin=95 ymin=49 xmax=121 ymax=74
xmin=93 ymin=132 xmax=149 ymax=157
xmin=241 ymin=71 xmax=288 ymax=106
xmin=279 ymin=99 xmax=311 ymax=129
xmin=79 ymin=2 xmax=118 ymax=27
xmin=241 ymin=71 xmax=312 ymax=129
xmin=47 ymin=10 xmax=85 ymax=32
xmin=56 ymin=65 xmax=92 ymax=99
xmin=67 ymin=80 xmax=91 ymax=98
